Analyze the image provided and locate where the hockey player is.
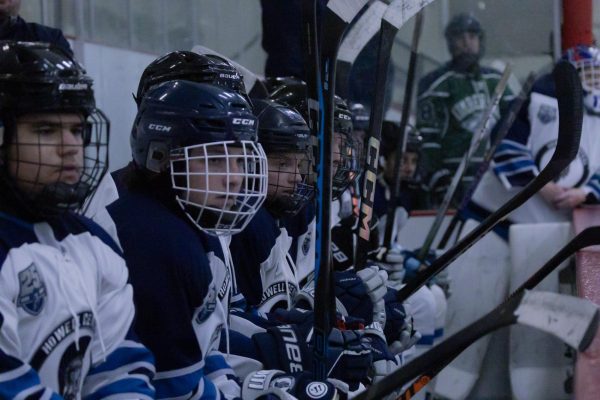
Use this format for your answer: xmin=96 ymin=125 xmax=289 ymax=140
xmin=0 ymin=41 xmax=154 ymax=399
xmin=433 ymin=45 xmax=600 ymax=400
xmin=85 ymin=50 xmax=250 ymax=239
xmin=416 ymin=13 xmax=515 ymax=207
xmin=230 ymin=98 xmax=315 ymax=313
xmin=108 ymin=80 xmax=268 ymax=398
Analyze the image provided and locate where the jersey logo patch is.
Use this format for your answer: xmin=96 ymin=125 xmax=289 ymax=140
xmin=537 ymin=104 xmax=557 ymax=124
xmin=302 ymin=234 xmax=311 ymax=256
xmin=17 ymin=263 xmax=47 ymax=315
xmin=196 ymin=281 xmax=217 ymax=324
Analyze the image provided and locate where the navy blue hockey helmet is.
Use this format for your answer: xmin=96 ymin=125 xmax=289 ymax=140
xmin=253 ymin=98 xmax=314 ymax=217
xmin=132 ymin=80 xmax=268 ymax=235
xmin=0 ymin=41 xmax=109 ymax=216
xmin=270 ymin=82 xmax=359 ymax=198
xmin=135 ymin=50 xmax=249 ymax=106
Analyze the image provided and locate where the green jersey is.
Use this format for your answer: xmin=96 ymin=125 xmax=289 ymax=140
xmin=416 ymin=63 xmax=515 ymax=206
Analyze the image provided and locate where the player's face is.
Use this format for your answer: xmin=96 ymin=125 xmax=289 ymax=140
xmin=187 ymin=145 xmax=245 ymax=210
xmin=8 ymin=113 xmax=85 ymax=196
xmin=0 ymin=0 xmax=20 ymax=17
xmin=400 ymin=151 xmax=418 ymax=180
xmin=452 ymin=32 xmax=480 ymax=57
xmin=267 ymin=151 xmax=305 ymax=199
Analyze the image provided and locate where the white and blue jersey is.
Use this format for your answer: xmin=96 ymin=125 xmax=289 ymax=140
xmin=108 ymin=187 xmax=240 ymax=399
xmin=230 ymin=207 xmax=298 ymax=314
xmin=470 ymin=73 xmax=600 ymax=227
xmin=0 ymin=210 xmax=155 ymax=399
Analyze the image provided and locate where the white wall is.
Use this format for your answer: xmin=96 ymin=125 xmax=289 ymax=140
xmin=75 ymin=42 xmax=156 ymax=170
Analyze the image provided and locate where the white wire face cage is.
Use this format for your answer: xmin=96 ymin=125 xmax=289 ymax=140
xmin=574 ymin=51 xmax=600 ymax=114
xmin=7 ymin=110 xmax=109 ymax=214
xmin=170 ymin=140 xmax=268 ymax=236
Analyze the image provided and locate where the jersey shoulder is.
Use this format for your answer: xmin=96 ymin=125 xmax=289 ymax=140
xmin=418 ymin=63 xmax=453 ymax=95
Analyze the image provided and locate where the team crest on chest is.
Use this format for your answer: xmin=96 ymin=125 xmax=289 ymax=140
xmin=17 ymin=263 xmax=47 ymax=315
xmin=537 ymin=104 xmax=557 ymax=124
xmin=302 ymin=233 xmax=311 ymax=256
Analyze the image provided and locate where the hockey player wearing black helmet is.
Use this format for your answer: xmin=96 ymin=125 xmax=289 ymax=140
xmin=270 ymin=81 xmax=361 ymax=199
xmin=134 ymin=50 xmax=249 ymax=106
xmin=0 ymin=42 xmax=109 ymax=218
xmin=416 ymin=13 xmax=514 ymax=208
xmin=444 ymin=12 xmax=485 ymax=73
xmin=231 ymin=98 xmax=313 ymax=311
xmin=0 ymin=41 xmax=155 ymax=399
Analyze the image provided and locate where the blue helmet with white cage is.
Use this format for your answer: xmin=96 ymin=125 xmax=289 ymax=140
xmin=563 ymin=45 xmax=600 ymax=114
xmin=131 ymin=80 xmax=268 ymax=235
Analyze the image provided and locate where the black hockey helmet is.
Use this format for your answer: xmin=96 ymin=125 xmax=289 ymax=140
xmin=444 ymin=13 xmax=485 ymax=60
xmin=380 ymin=121 xmax=422 ymax=158
xmin=270 ymin=81 xmax=358 ymax=198
xmin=253 ymin=98 xmax=314 ymax=217
xmin=264 ymin=76 xmax=305 ymax=95
xmin=350 ymin=102 xmax=370 ymax=133
xmin=135 ymin=50 xmax=249 ymax=106
xmin=132 ymin=80 xmax=268 ymax=235
xmin=0 ymin=41 xmax=109 ymax=216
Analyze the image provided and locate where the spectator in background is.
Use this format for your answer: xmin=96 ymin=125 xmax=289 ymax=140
xmin=0 ymin=0 xmax=72 ymax=55
xmin=416 ymin=13 xmax=514 ymax=208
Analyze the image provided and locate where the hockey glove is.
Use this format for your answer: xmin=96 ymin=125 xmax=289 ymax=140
xmin=334 ymin=267 xmax=387 ymax=325
xmin=254 ymin=312 xmax=372 ymax=390
xmin=241 ymin=370 xmax=341 ymax=400
xmin=362 ymin=324 xmax=403 ymax=386
xmin=383 ymin=288 xmax=421 ymax=355
xmin=373 ymin=246 xmax=406 ymax=290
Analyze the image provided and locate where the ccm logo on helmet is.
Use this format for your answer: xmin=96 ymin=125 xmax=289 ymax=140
xmin=148 ymin=124 xmax=172 ymax=132
xmin=232 ymin=118 xmax=255 ymax=126
xmin=336 ymin=112 xmax=352 ymax=121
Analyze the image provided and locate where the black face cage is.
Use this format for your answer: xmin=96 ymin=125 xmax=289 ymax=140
xmin=7 ymin=109 xmax=110 ymax=216
xmin=266 ymin=147 xmax=315 ymax=217
xmin=332 ymin=133 xmax=361 ymax=199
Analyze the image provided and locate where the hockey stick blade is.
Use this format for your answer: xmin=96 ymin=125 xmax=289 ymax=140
xmin=356 ymin=291 xmax=598 ymax=400
xmin=337 ymin=0 xmax=388 ymax=99
xmin=515 ymin=291 xmax=600 ymax=352
xmin=396 ymin=61 xmax=583 ymax=303
xmin=395 ymin=225 xmax=600 ymax=400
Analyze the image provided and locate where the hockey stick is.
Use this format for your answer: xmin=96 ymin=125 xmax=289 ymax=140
xmin=301 ymin=0 xmax=326 ymax=380
xmin=336 ymin=0 xmax=389 ymax=99
xmin=382 ymin=9 xmax=425 ymax=250
xmin=394 ymin=225 xmax=600 ymax=400
xmin=415 ymin=65 xmax=512 ymax=262
xmin=355 ymin=1 xmax=432 ymax=270
xmin=396 ymin=60 xmax=583 ymax=303
xmin=310 ymin=0 xmax=369 ymax=380
xmin=436 ymin=72 xmax=537 ymax=250
xmin=191 ymin=44 xmax=269 ymax=98
xmin=356 ymin=289 xmax=599 ymax=400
